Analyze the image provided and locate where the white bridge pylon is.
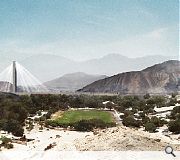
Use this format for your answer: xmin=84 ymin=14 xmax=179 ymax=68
xmin=0 ymin=61 xmax=48 ymax=93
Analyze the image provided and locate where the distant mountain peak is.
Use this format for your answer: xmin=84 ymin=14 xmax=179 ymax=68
xmin=63 ymin=72 xmax=90 ymax=77
xmin=44 ymin=72 xmax=107 ymax=91
xmin=102 ymin=53 xmax=128 ymax=58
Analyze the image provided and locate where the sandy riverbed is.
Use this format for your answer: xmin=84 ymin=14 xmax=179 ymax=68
xmin=0 ymin=124 xmax=179 ymax=160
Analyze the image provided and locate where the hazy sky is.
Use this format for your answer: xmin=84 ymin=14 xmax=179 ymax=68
xmin=0 ymin=0 xmax=179 ymax=61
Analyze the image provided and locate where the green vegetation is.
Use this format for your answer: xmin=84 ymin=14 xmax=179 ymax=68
xmin=168 ymin=105 xmax=180 ymax=134
xmin=0 ymin=94 xmax=27 ymax=137
xmin=55 ymin=110 xmax=113 ymax=124
xmin=169 ymin=106 xmax=180 ymax=120
xmin=150 ymin=116 xmax=166 ymax=127
xmin=118 ymin=95 xmax=169 ymax=131
xmin=46 ymin=110 xmax=116 ymax=131
xmin=0 ymin=92 xmax=178 ymax=135
xmin=74 ymin=119 xmax=115 ymax=131
xmin=144 ymin=122 xmax=157 ymax=133
xmin=122 ymin=115 xmax=141 ymax=128
xmin=0 ymin=136 xmax=14 ymax=149
xmin=168 ymin=119 xmax=180 ymax=134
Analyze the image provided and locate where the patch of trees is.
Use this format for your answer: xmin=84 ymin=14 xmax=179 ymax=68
xmin=46 ymin=118 xmax=116 ymax=131
xmin=20 ymin=94 xmax=69 ymax=114
xmin=0 ymin=94 xmax=27 ymax=137
xmin=121 ymin=111 xmax=167 ymax=132
xmin=144 ymin=116 xmax=167 ymax=133
xmin=0 ymin=93 xmax=176 ymax=136
xmin=168 ymin=106 xmax=180 ymax=134
xmin=115 ymin=95 xmax=164 ymax=114
xmin=74 ymin=119 xmax=116 ymax=131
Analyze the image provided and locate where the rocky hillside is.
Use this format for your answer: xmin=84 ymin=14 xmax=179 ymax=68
xmin=78 ymin=60 xmax=180 ymax=94
xmin=44 ymin=72 xmax=107 ymax=91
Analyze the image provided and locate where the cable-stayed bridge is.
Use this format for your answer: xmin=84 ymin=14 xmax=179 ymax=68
xmin=0 ymin=61 xmax=48 ymax=93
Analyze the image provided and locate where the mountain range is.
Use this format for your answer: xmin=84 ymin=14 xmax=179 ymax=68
xmin=44 ymin=72 xmax=107 ymax=91
xmin=78 ymin=60 xmax=180 ymax=94
xmin=0 ymin=53 xmax=175 ymax=82
xmin=20 ymin=54 xmax=173 ymax=82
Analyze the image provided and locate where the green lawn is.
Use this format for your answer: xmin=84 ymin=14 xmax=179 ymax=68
xmin=55 ymin=110 xmax=114 ymax=124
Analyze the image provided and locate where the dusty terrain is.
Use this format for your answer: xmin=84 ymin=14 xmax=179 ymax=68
xmin=1 ymin=124 xmax=180 ymax=160
xmin=75 ymin=126 xmax=180 ymax=151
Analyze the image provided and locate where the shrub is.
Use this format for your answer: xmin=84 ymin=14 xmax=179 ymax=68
xmin=168 ymin=120 xmax=180 ymax=134
xmin=144 ymin=93 xmax=150 ymax=99
xmin=45 ymin=120 xmax=58 ymax=127
xmin=74 ymin=119 xmax=116 ymax=131
xmin=105 ymin=102 xmax=115 ymax=110
xmin=122 ymin=115 xmax=141 ymax=128
xmin=74 ymin=119 xmax=94 ymax=131
xmin=45 ymin=112 xmax=52 ymax=119
xmin=40 ymin=116 xmax=46 ymax=121
xmin=26 ymin=124 xmax=34 ymax=131
xmin=37 ymin=111 xmax=42 ymax=116
xmin=12 ymin=127 xmax=24 ymax=137
xmin=34 ymin=118 xmax=40 ymax=122
xmin=4 ymin=143 xmax=14 ymax=149
xmin=2 ymin=119 xmax=24 ymax=136
xmin=142 ymin=116 xmax=150 ymax=124
xmin=167 ymin=98 xmax=177 ymax=106
xmin=120 ymin=114 xmax=125 ymax=119
xmin=144 ymin=122 xmax=157 ymax=133
xmin=0 ymin=136 xmax=13 ymax=149
xmin=0 ymin=136 xmax=12 ymax=144
xmin=153 ymin=96 xmax=166 ymax=108
xmin=150 ymin=116 xmax=161 ymax=127
xmin=39 ymin=126 xmax=43 ymax=130
xmin=169 ymin=106 xmax=180 ymax=120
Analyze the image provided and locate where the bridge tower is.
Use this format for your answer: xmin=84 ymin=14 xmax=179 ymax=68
xmin=12 ymin=61 xmax=17 ymax=93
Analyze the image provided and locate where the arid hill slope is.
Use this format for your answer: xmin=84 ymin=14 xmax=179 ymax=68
xmin=78 ymin=60 xmax=180 ymax=94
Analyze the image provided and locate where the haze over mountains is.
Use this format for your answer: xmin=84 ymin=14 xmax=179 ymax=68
xmin=44 ymin=72 xmax=107 ymax=91
xmin=0 ymin=53 xmax=179 ymax=94
xmin=21 ymin=54 xmax=174 ymax=81
xmin=78 ymin=60 xmax=180 ymax=94
xmin=0 ymin=53 xmax=176 ymax=82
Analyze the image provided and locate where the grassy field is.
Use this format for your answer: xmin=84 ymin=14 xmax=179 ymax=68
xmin=55 ymin=110 xmax=114 ymax=124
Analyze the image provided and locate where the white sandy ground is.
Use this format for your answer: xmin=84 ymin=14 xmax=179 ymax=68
xmin=154 ymin=106 xmax=176 ymax=112
xmin=75 ymin=126 xmax=180 ymax=151
xmin=0 ymin=124 xmax=180 ymax=160
xmin=0 ymin=125 xmax=92 ymax=160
